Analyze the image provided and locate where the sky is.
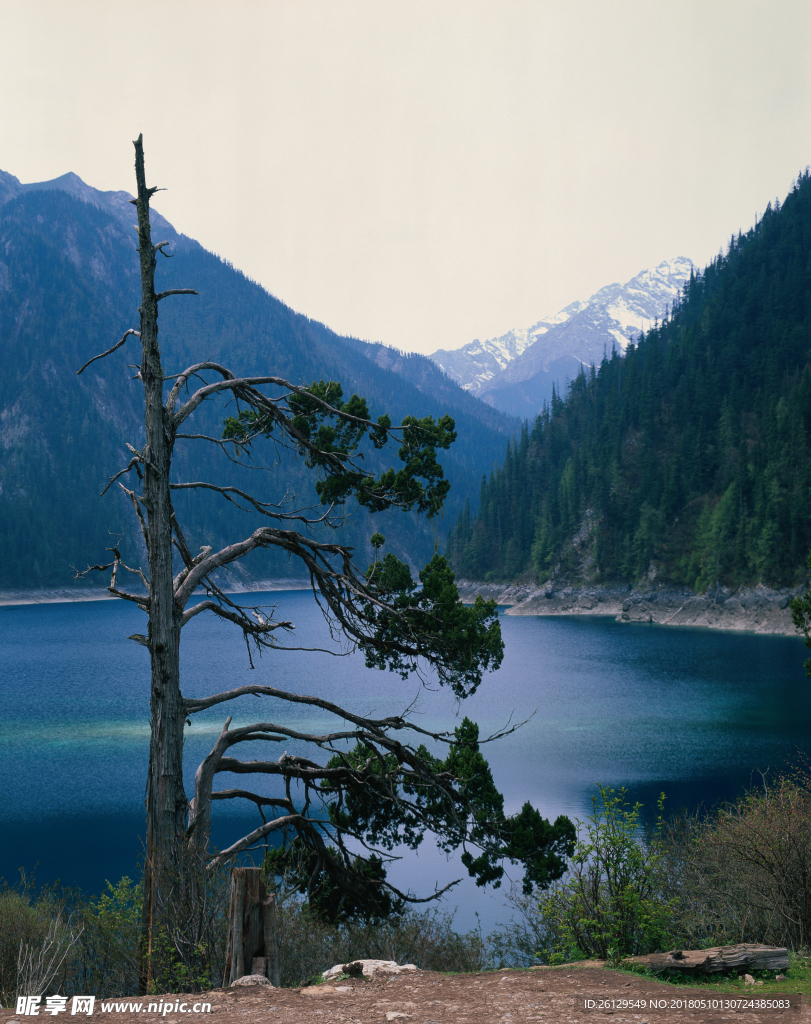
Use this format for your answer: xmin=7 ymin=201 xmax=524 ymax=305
xmin=1 ymin=0 xmax=810 ymax=356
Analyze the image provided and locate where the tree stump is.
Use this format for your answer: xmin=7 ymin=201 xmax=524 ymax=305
xmin=223 ymin=867 xmax=280 ymax=987
xmin=628 ymin=943 xmax=788 ymax=975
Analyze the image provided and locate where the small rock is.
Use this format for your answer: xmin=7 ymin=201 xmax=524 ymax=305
xmin=776 ymin=974 xmax=786 ymax=981
xmin=744 ymin=973 xmax=755 ymax=985
xmin=231 ymin=974 xmax=272 ymax=987
xmin=385 ymin=1014 xmax=412 ymax=1022
xmin=323 ymin=959 xmax=418 ymax=980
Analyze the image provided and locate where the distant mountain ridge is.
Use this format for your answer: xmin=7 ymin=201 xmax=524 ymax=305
xmin=0 ymin=167 xmax=515 ymax=435
xmin=0 ymin=168 xmax=516 ymax=590
xmin=0 ymin=168 xmax=177 ymax=236
xmin=430 ymin=257 xmax=694 ymax=420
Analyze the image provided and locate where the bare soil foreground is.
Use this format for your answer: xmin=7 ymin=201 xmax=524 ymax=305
xmin=5 ymin=967 xmax=803 ymax=1024
xmin=456 ymin=580 xmax=803 ymax=636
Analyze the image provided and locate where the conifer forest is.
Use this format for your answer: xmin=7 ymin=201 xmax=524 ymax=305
xmin=448 ymin=172 xmax=811 ymax=591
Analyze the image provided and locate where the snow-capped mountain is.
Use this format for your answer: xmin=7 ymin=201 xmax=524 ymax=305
xmin=429 ymin=297 xmax=587 ymax=392
xmin=429 ymin=257 xmax=694 ymax=419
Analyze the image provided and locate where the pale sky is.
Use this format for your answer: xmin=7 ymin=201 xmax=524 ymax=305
xmin=1 ymin=0 xmax=810 ymax=355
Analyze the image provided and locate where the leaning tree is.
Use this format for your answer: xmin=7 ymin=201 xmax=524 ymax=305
xmin=77 ymin=136 xmax=575 ymax=984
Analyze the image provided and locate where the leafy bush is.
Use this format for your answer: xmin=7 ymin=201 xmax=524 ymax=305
xmin=536 ymin=786 xmax=675 ymax=961
xmin=1 ymin=865 xmax=226 ymax=1002
xmin=662 ymin=773 xmax=811 ymax=950
xmin=73 ymin=878 xmax=141 ymax=997
xmin=0 ymin=879 xmax=69 ymax=1006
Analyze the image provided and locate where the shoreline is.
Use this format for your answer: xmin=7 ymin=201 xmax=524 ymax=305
xmin=456 ymin=579 xmax=806 ymax=637
xmin=0 ymin=578 xmax=313 ymax=608
xmin=4 ymin=577 xmax=805 ymax=638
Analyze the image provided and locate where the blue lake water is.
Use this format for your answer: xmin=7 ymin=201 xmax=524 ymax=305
xmin=1 ymin=591 xmax=810 ymax=931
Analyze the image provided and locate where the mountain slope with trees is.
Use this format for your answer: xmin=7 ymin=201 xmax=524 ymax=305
xmin=0 ymin=177 xmax=516 ymax=590
xmin=447 ymin=171 xmax=811 ymax=591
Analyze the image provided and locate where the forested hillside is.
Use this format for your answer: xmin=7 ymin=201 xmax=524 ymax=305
xmin=448 ymin=171 xmax=811 ymax=591
xmin=0 ymin=184 xmax=516 ymax=590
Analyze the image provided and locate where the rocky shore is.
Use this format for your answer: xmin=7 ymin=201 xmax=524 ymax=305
xmin=4 ymin=578 xmax=805 ymax=637
xmin=0 ymin=578 xmax=312 ymax=608
xmin=456 ymin=579 xmax=807 ymax=636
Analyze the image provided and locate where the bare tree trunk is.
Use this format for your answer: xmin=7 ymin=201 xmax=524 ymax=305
xmin=132 ymin=135 xmax=186 ymax=991
xmin=223 ymin=868 xmax=280 ymax=987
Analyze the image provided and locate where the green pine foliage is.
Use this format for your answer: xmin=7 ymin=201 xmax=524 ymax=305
xmin=448 ymin=171 xmax=811 ymax=590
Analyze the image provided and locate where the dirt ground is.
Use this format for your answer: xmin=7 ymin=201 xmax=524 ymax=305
xmin=4 ymin=966 xmax=804 ymax=1024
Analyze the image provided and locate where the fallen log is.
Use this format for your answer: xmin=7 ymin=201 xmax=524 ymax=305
xmin=628 ymin=943 xmax=788 ymax=975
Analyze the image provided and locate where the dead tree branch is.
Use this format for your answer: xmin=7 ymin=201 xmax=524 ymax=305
xmin=76 ymin=329 xmax=141 ymax=375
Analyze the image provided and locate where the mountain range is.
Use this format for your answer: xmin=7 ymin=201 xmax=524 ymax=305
xmin=0 ymin=168 xmax=516 ymax=591
xmin=429 ymin=257 xmax=694 ymax=420
xmin=447 ymin=175 xmax=811 ymax=591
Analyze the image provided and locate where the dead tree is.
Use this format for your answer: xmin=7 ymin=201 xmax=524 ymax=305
xmin=223 ymin=867 xmax=280 ymax=987
xmin=76 ymin=136 xmax=575 ymax=990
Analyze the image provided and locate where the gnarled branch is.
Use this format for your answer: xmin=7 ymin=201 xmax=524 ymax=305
xmin=169 ymin=480 xmax=334 ymax=524
xmin=185 ymin=683 xmax=417 ymax=733
xmin=180 ymin=599 xmax=293 ymax=636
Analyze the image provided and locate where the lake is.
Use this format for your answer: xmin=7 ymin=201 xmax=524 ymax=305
xmin=2 ymin=590 xmax=809 ymax=931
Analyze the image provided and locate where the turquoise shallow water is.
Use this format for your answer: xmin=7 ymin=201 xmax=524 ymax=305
xmin=2 ymin=591 xmax=809 ymax=928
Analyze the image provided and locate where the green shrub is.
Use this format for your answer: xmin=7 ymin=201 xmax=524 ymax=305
xmin=536 ymin=786 xmax=675 ymax=961
xmin=0 ymin=876 xmax=81 ymax=1007
xmin=662 ymin=773 xmax=811 ymax=950
xmin=74 ymin=877 xmax=142 ymax=997
xmin=0 ymin=883 xmax=54 ymax=1005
